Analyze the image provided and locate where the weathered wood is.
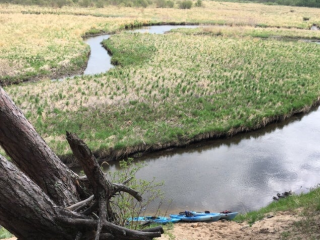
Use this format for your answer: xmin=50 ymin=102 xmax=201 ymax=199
xmin=55 ymin=218 xmax=162 ymax=240
xmin=0 ymin=87 xmax=80 ymax=206
xmin=65 ymin=132 xmax=162 ymax=240
xmin=66 ymin=195 xmax=94 ymax=211
xmin=141 ymin=226 xmax=165 ymax=234
xmin=66 ymin=132 xmax=113 ymax=197
xmin=0 ymin=155 xmax=74 ymax=240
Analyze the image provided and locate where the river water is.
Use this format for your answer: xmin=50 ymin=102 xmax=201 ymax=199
xmin=83 ymin=25 xmax=197 ymax=75
xmin=83 ymin=25 xmax=320 ymax=214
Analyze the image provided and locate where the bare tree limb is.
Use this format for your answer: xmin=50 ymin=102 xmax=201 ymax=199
xmin=112 ymin=183 xmax=142 ymax=201
xmin=66 ymin=195 xmax=94 ymax=211
xmin=95 ymin=194 xmax=107 ymax=240
xmin=55 ymin=217 xmax=162 ymax=240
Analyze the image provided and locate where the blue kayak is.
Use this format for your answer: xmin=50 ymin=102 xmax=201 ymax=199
xmin=127 ymin=216 xmax=145 ymax=222
xmin=219 ymin=211 xmax=238 ymax=220
xmin=191 ymin=211 xmax=238 ymax=220
xmin=144 ymin=216 xmax=181 ymax=224
xmin=128 ymin=216 xmax=181 ymax=224
xmin=170 ymin=212 xmax=220 ymax=222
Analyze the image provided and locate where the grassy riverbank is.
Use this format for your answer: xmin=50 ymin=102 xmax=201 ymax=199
xmin=233 ymin=187 xmax=320 ymax=239
xmin=236 ymin=187 xmax=320 ymax=224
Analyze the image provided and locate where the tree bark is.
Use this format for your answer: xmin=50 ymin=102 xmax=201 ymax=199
xmin=0 ymin=87 xmax=80 ymax=206
xmin=0 ymin=154 xmax=74 ymax=240
xmin=0 ymin=87 xmax=163 ymax=239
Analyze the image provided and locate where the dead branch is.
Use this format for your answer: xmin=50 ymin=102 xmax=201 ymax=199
xmin=55 ymin=217 xmax=162 ymax=240
xmin=66 ymin=195 xmax=94 ymax=211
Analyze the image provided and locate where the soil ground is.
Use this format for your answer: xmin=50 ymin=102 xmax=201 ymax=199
xmin=157 ymin=211 xmax=306 ymax=240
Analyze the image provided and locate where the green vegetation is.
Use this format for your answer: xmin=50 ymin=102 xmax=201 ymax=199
xmin=223 ymin=0 xmax=320 ymax=8
xmin=179 ymin=0 xmax=193 ymax=8
xmin=5 ymin=28 xmax=320 ymax=160
xmin=106 ymin=159 xmax=164 ymax=228
xmin=0 ymin=228 xmax=13 ymax=239
xmin=103 ymin=33 xmax=157 ymax=66
xmin=235 ymin=187 xmax=320 ymax=238
xmin=172 ymin=26 xmax=320 ymax=40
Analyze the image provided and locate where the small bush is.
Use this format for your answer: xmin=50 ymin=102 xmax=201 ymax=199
xmin=125 ymin=1 xmax=134 ymax=7
xmin=56 ymin=0 xmax=67 ymax=8
xmin=166 ymin=0 xmax=174 ymax=7
xmin=179 ymin=0 xmax=192 ymax=9
xmin=95 ymin=1 xmax=104 ymax=8
xmin=155 ymin=0 xmax=166 ymax=8
xmin=79 ymin=0 xmax=90 ymax=7
xmin=195 ymin=0 xmax=202 ymax=7
xmin=137 ymin=0 xmax=149 ymax=7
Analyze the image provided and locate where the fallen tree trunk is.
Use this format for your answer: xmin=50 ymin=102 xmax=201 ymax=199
xmin=0 ymin=154 xmax=162 ymax=240
xmin=0 ymin=86 xmax=163 ymax=239
xmin=0 ymin=87 xmax=81 ymax=206
xmin=0 ymin=154 xmax=73 ymax=240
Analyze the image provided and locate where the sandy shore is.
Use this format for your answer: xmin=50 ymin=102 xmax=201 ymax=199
xmin=157 ymin=211 xmax=303 ymax=240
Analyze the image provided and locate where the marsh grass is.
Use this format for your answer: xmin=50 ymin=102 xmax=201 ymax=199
xmin=4 ymin=29 xmax=320 ymax=159
xmin=172 ymin=25 xmax=320 ymax=40
xmin=1 ymin=2 xmax=320 ymax=83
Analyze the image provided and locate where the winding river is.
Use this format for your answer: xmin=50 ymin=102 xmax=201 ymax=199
xmin=83 ymin=25 xmax=320 ymax=214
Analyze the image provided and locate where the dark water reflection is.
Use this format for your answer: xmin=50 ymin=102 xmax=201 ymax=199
xmin=104 ymin=107 xmax=320 ymax=214
xmin=83 ymin=25 xmax=320 ymax=214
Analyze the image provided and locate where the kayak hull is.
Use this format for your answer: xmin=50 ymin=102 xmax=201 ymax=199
xmin=219 ymin=212 xmax=238 ymax=220
xmin=192 ymin=211 xmax=238 ymax=220
xmin=170 ymin=213 xmax=220 ymax=222
xmin=128 ymin=216 xmax=181 ymax=224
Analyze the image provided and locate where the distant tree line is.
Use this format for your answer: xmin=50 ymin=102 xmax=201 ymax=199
xmin=256 ymin=0 xmax=320 ymax=8
xmin=219 ymin=0 xmax=320 ymax=8
xmin=0 ymin=0 xmax=201 ymax=9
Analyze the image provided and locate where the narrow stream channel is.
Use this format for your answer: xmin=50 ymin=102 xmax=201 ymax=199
xmin=83 ymin=25 xmax=320 ymax=214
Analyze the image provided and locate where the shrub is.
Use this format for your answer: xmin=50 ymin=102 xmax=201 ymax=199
xmin=137 ymin=0 xmax=149 ymax=7
xmin=95 ymin=1 xmax=104 ymax=8
xmin=195 ymin=0 xmax=202 ymax=7
xmin=56 ymin=0 xmax=67 ymax=8
xmin=179 ymin=0 xmax=192 ymax=9
xmin=166 ymin=0 xmax=174 ymax=7
xmin=125 ymin=1 xmax=133 ymax=7
xmin=109 ymin=159 xmax=164 ymax=228
xmin=155 ymin=0 xmax=166 ymax=8
xmin=79 ymin=0 xmax=90 ymax=7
